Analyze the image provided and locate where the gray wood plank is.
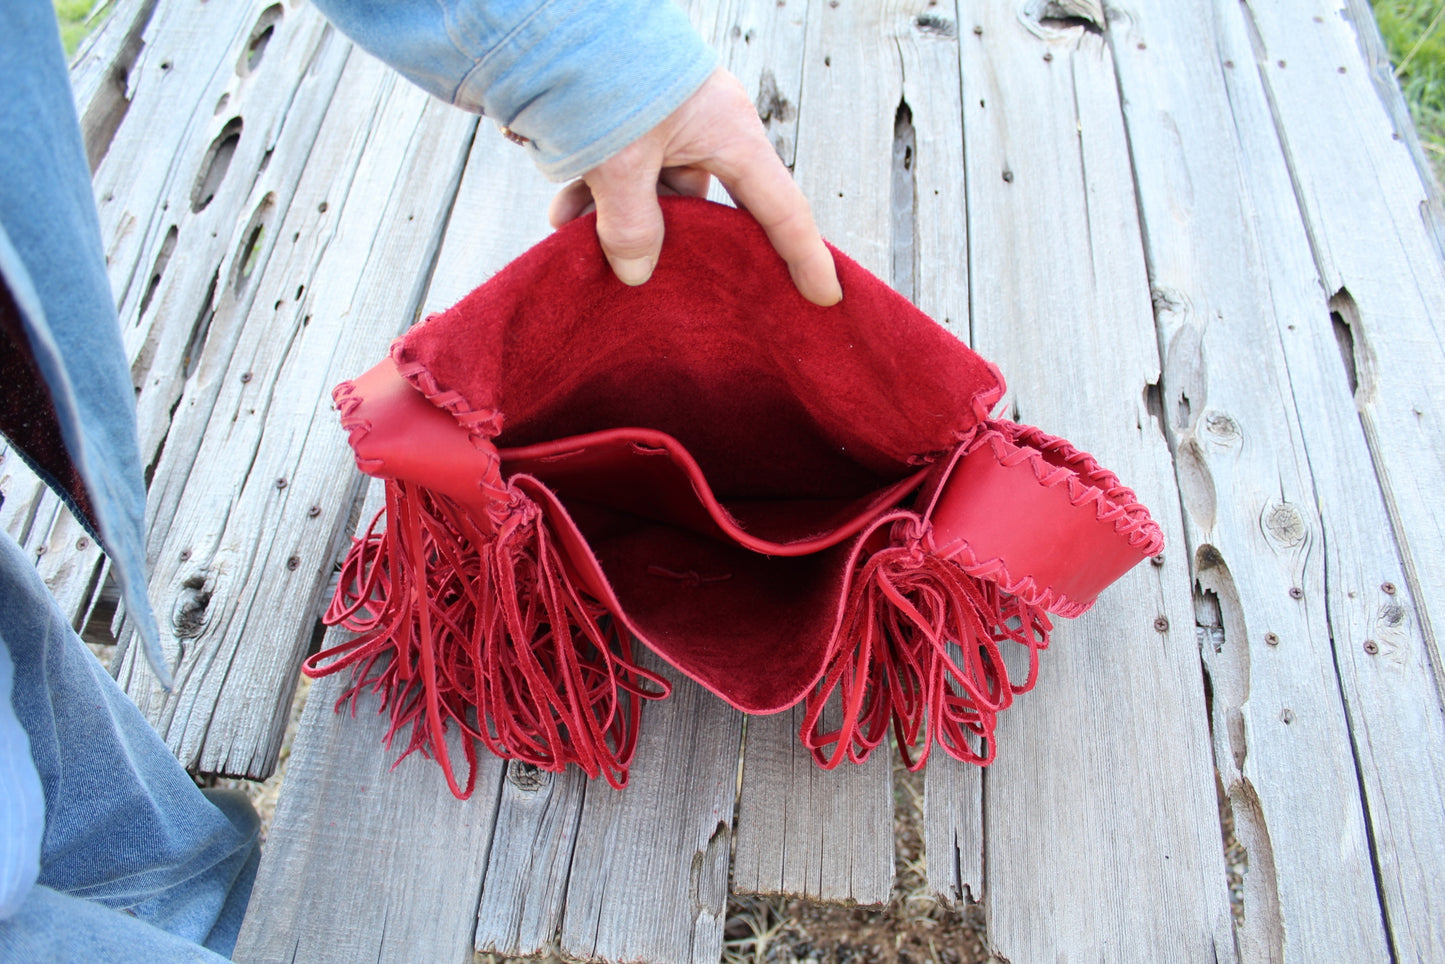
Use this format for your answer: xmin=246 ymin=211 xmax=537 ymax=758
xmin=234 ymin=478 xmax=504 ymax=964
xmin=115 ymin=52 xmax=476 ymax=779
xmin=955 ymin=4 xmax=1235 ymax=959
xmin=1237 ymin=0 xmax=1445 ymax=685
xmin=67 ymin=0 xmax=156 ymax=170
xmin=558 ymin=651 xmax=742 ymax=964
xmin=1109 ymin=0 xmax=1400 ymax=959
xmin=1201 ymin=1 xmax=1445 ymax=957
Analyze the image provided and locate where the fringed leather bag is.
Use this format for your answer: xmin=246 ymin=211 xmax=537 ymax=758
xmin=304 ymin=197 xmax=1162 ymax=799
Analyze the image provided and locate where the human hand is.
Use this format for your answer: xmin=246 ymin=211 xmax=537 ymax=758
xmin=548 ymin=68 xmax=842 ymax=307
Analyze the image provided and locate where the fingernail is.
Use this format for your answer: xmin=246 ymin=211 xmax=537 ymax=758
xmin=613 ymin=257 xmax=654 ymax=286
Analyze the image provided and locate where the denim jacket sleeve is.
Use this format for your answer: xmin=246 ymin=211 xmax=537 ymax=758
xmin=310 ymin=0 xmax=719 ymax=181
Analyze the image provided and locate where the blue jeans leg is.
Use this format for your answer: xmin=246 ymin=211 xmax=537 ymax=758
xmin=0 ymin=531 xmax=259 ymax=958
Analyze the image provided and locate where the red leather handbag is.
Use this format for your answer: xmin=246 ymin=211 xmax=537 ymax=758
xmin=304 ymin=197 xmax=1162 ymax=799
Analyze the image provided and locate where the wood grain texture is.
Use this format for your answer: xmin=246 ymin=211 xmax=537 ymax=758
xmin=234 ymin=480 xmax=505 ymax=964
xmin=1108 ymin=0 xmax=1404 ymax=958
xmin=956 ymin=4 xmax=1234 ymax=959
xmin=115 ymin=49 xmax=476 ymax=779
xmin=1238 ymin=0 xmax=1445 ymax=689
xmin=67 ymin=0 xmax=157 ymax=171
xmin=558 ymin=651 xmax=742 ymax=964
xmin=1202 ymin=1 xmax=1445 ymax=957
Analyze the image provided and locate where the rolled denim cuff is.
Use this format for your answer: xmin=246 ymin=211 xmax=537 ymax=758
xmin=314 ymin=0 xmax=718 ymax=182
xmin=462 ymin=0 xmax=717 ymax=180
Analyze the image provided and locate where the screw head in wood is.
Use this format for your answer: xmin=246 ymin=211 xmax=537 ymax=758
xmin=973 ymin=24 xmax=983 ymax=35
xmin=275 ymin=478 xmax=287 ymax=490
xmin=180 ymin=549 xmax=191 ymax=561
xmin=1289 ymin=586 xmax=1303 ymax=600
xmin=1153 ymin=616 xmax=1169 ymax=632
xmin=75 ymin=537 xmax=90 ymax=551
xmin=1265 ymin=632 xmax=1279 ymax=646
xmin=1363 ymin=639 xmax=1378 ymax=655
xmin=286 ymin=556 xmax=300 ymax=571
xmin=1381 ymin=582 xmax=1396 ymax=595
xmin=308 ymin=505 xmax=321 ymax=518
xmin=1150 ymin=553 xmax=1165 ymax=566
xmin=240 ymin=371 xmax=253 ymax=383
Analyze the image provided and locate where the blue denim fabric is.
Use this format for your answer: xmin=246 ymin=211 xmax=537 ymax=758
xmin=0 ymin=0 xmax=167 ymax=688
xmin=0 ymin=632 xmax=43 ymax=920
xmin=0 ymin=532 xmax=260 ymax=957
xmin=311 ymin=0 xmax=718 ymax=180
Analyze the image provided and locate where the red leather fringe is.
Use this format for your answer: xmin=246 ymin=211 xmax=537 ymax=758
xmin=304 ymin=478 xmax=669 ymax=797
xmin=802 ymin=512 xmax=1051 ymax=770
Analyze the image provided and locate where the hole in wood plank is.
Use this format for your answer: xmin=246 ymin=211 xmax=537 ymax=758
xmin=1331 ymin=308 xmax=1358 ymax=397
xmin=191 ymin=118 xmax=243 ymax=213
xmin=1142 ymin=379 xmax=1164 ymax=434
xmin=913 ymin=12 xmax=957 ymax=37
xmin=1033 ymin=0 xmax=1105 ymax=35
xmin=232 ymin=193 xmax=277 ymax=294
xmin=891 ymin=98 xmax=917 ymax=304
xmin=182 ymin=271 xmax=219 ymax=380
xmin=139 ymin=225 xmax=179 ymax=318
xmin=239 ymin=4 xmax=284 ymax=76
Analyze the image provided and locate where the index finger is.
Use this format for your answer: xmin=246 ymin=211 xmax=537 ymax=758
xmin=714 ymin=138 xmax=842 ymax=307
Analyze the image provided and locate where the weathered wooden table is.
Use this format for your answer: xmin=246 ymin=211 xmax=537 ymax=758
xmin=6 ymin=0 xmax=1443 ymax=960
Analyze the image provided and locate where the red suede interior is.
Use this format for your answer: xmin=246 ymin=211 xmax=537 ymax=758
xmin=385 ymin=197 xmax=1006 ymax=712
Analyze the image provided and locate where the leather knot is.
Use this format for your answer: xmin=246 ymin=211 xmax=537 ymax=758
xmin=889 ymin=515 xmax=933 ymax=564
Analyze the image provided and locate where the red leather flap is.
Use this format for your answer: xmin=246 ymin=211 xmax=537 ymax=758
xmin=923 ymin=422 xmax=1163 ymax=616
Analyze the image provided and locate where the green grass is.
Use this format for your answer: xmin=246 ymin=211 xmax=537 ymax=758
xmin=1372 ymin=0 xmax=1445 ymax=183
xmin=54 ymin=0 xmax=108 ymax=58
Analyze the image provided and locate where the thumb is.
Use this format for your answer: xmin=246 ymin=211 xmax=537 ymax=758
xmin=586 ymin=164 xmax=666 ymax=286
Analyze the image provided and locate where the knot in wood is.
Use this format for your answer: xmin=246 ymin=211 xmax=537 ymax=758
xmin=1202 ymin=410 xmax=1240 ymax=444
xmin=913 ymin=13 xmax=957 ymax=37
xmin=1262 ymin=501 xmax=1306 ymax=548
xmin=173 ymin=574 xmax=212 ymax=639
xmin=507 ymin=760 xmax=546 ymax=791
